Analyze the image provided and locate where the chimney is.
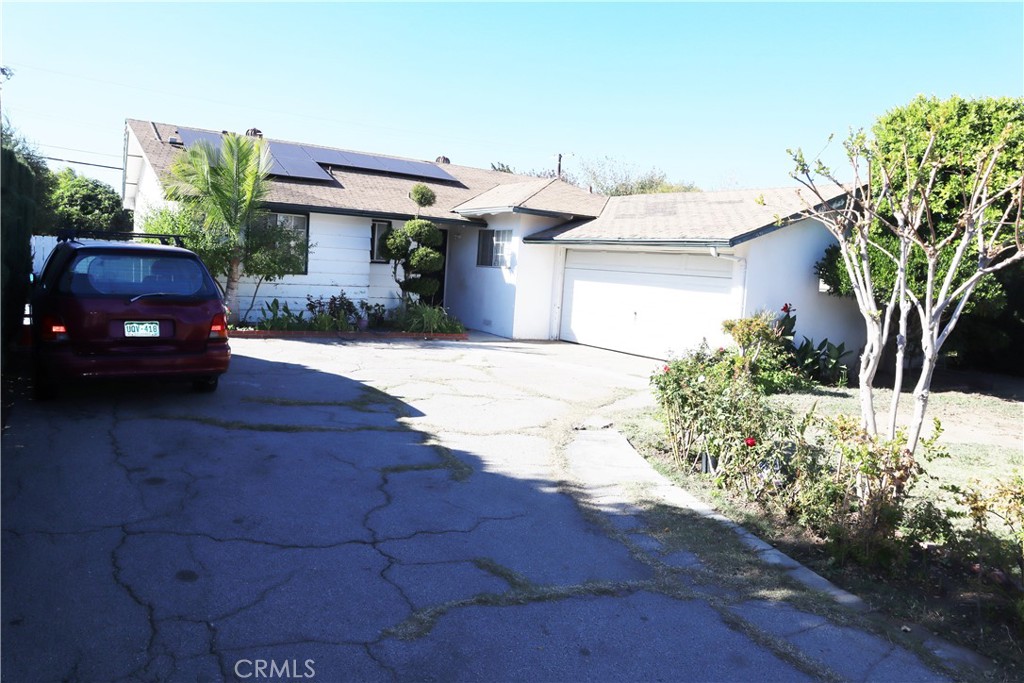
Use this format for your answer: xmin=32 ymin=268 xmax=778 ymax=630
xmin=435 ymin=155 xmax=450 ymax=164
xmin=245 ymin=128 xmax=263 ymax=138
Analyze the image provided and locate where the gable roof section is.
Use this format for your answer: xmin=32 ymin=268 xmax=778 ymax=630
xmin=125 ymin=119 xmax=579 ymax=226
xmin=523 ymin=185 xmax=850 ymax=247
xmin=452 ymin=177 xmax=608 ymax=219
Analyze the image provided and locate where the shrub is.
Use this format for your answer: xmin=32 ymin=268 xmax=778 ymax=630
xmin=722 ymin=309 xmax=808 ymax=394
xmin=409 ymin=183 xmax=436 ymax=209
xmin=651 ymin=344 xmax=799 ymax=500
xmin=306 ymin=290 xmax=357 ymax=331
xmin=358 ymin=301 xmax=388 ymax=328
xmin=1 ymin=147 xmax=37 ymax=369
xmin=945 ymin=476 xmax=1024 ymax=581
xmin=794 ymin=337 xmax=852 ymax=386
xmin=775 ymin=416 xmax=956 ymax=569
xmin=651 ymin=345 xmax=956 ymax=570
xmin=396 ymin=303 xmax=464 ymax=334
xmin=722 ymin=304 xmax=849 ymax=392
xmin=258 ymin=298 xmax=305 ymax=331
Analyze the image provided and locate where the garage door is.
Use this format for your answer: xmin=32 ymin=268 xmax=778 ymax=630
xmin=559 ymin=250 xmax=735 ymax=359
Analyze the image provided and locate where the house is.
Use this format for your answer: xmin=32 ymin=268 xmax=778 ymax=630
xmin=122 ymin=119 xmax=864 ymax=360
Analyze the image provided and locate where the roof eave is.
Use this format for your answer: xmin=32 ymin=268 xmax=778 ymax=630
xmin=521 ymin=237 xmax=734 ymax=248
xmin=455 ymin=206 xmax=586 ymax=221
xmin=265 ymin=202 xmax=486 ymax=227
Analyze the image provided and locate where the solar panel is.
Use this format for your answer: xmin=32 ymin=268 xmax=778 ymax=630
xmin=176 ymin=129 xmax=457 ymax=183
xmin=304 ymin=146 xmax=458 ymax=182
xmin=304 ymin=148 xmax=349 ymax=166
xmin=178 ymin=128 xmax=224 ymax=149
xmin=267 ymin=142 xmax=332 ymax=181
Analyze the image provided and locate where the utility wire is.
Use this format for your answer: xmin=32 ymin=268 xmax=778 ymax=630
xmin=43 ymin=156 xmax=122 ymax=170
xmin=40 ymin=143 xmax=121 ymax=158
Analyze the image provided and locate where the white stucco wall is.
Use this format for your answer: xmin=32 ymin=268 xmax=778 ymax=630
xmin=444 ymin=215 xmax=518 ymax=338
xmin=511 ymin=214 xmax=563 ymax=339
xmin=443 ymin=212 xmax=568 ymax=340
xmin=736 ymin=217 xmax=865 ymax=354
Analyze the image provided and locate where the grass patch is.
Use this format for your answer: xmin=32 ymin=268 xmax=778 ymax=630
xmin=154 ymin=415 xmax=405 ymax=434
xmin=380 ymin=443 xmax=473 ymax=482
xmin=471 ymin=558 xmax=535 ymax=591
xmin=243 ymin=385 xmax=408 ymax=415
xmin=382 ymin=579 xmax=654 ymax=641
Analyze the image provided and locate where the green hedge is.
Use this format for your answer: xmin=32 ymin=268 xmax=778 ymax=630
xmin=1 ymin=147 xmax=38 ymax=369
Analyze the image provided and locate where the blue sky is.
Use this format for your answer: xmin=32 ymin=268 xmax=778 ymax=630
xmin=2 ymin=2 xmax=1022 ymax=193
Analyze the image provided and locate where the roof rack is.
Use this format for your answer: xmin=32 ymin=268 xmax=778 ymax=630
xmin=54 ymin=229 xmax=185 ymax=248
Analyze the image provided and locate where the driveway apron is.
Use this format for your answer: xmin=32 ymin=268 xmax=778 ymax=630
xmin=2 ymin=337 xmax=947 ymax=682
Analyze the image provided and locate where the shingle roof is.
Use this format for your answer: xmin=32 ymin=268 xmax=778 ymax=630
xmin=452 ymin=177 xmax=607 ymax=218
xmin=126 ymin=120 xmax=603 ymax=225
xmin=127 ymin=120 xmax=849 ymax=244
xmin=523 ymin=185 xmax=850 ymax=246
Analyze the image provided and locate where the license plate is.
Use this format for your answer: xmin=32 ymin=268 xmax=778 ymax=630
xmin=124 ymin=321 xmax=160 ymax=337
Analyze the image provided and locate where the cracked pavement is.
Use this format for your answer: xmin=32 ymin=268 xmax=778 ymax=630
xmin=2 ymin=336 xmax=949 ymax=681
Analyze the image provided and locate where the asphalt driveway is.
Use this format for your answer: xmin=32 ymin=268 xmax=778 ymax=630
xmin=2 ymin=336 xmax=949 ymax=682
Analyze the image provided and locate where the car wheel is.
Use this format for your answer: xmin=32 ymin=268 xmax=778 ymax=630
xmin=192 ymin=376 xmax=219 ymax=393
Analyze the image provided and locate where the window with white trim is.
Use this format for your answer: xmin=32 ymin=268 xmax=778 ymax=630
xmin=371 ymin=220 xmax=392 ymax=263
xmin=476 ymin=229 xmax=512 ymax=267
xmin=262 ymin=212 xmax=309 ymax=275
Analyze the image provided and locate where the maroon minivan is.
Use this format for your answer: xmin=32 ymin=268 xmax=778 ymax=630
xmin=30 ymin=236 xmax=230 ymax=398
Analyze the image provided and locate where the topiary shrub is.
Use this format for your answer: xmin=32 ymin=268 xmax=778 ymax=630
xmin=381 ymin=192 xmax=446 ymax=303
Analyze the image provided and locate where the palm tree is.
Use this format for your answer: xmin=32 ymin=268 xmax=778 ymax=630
xmin=165 ymin=133 xmax=272 ymax=323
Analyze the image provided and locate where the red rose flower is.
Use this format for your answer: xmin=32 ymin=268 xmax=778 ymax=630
xmin=662 ymin=364 xmax=670 ymax=374
xmin=744 ymin=437 xmax=757 ymax=448
xmin=781 ymin=303 xmax=793 ymax=314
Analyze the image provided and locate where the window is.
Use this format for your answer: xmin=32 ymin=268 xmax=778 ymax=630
xmin=476 ymin=229 xmax=512 ymax=267
xmin=371 ymin=220 xmax=392 ymax=263
xmin=261 ymin=212 xmax=309 ymax=275
xmin=61 ymin=253 xmax=216 ymax=298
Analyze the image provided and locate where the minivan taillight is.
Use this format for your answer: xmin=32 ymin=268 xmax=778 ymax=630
xmin=40 ymin=316 xmax=69 ymax=342
xmin=209 ymin=313 xmax=229 ymax=340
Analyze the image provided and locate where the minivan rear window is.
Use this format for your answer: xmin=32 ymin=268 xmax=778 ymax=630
xmin=59 ymin=252 xmax=218 ymax=298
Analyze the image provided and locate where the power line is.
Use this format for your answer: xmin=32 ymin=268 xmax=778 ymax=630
xmin=40 ymin=143 xmax=121 ymax=159
xmin=43 ymin=156 xmax=122 ymax=171
xmin=5 ymin=61 xmax=549 ymax=155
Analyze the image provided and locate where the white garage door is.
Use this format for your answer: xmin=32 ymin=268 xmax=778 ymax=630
xmin=560 ymin=250 xmax=735 ymax=359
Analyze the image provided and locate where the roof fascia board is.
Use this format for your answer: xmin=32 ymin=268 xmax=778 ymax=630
xmin=454 ymin=206 xmax=517 ymax=218
xmin=521 ymin=237 xmax=733 ymax=248
xmin=456 ymin=206 xmax=581 ymax=220
xmin=265 ymin=202 xmax=486 ymax=227
xmin=728 ymin=206 xmax=835 ymax=246
xmin=726 ymin=190 xmax=855 ymax=246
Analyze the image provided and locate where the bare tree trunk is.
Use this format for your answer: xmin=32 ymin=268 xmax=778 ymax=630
xmin=907 ymin=329 xmax=938 ymax=454
xmin=858 ymin=322 xmax=881 ymax=436
xmin=887 ymin=242 xmax=911 ymax=440
xmin=242 ymin=275 xmax=267 ymax=324
xmin=223 ymin=258 xmax=242 ymax=325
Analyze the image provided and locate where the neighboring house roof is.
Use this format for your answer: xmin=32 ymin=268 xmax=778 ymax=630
xmin=124 ymin=119 xmax=602 ymax=226
xmin=524 ymin=185 xmax=850 ymax=247
xmin=452 ymin=177 xmax=608 ymax=219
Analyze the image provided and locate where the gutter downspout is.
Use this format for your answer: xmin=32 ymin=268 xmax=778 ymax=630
xmin=709 ymin=246 xmax=748 ymax=319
